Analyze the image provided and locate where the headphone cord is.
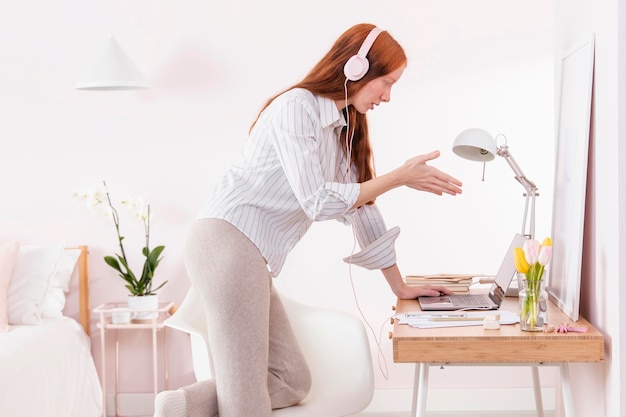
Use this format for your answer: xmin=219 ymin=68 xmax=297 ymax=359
xmin=343 ymin=83 xmax=389 ymax=379
xmin=347 ymin=227 xmax=390 ymax=381
xmin=343 ymin=78 xmax=355 ymax=176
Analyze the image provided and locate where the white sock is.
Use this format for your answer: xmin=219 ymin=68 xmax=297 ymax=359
xmin=154 ymin=389 xmax=189 ymax=417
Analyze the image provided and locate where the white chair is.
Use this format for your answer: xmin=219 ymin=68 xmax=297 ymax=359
xmin=164 ymin=288 xmax=375 ymax=417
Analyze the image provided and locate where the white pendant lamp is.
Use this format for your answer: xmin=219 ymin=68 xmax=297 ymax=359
xmin=75 ymin=35 xmax=149 ymax=90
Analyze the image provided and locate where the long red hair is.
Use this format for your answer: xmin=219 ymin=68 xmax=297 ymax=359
xmin=252 ymin=23 xmax=407 ymax=190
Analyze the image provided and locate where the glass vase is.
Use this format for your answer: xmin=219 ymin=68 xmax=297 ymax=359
xmin=517 ymin=272 xmax=548 ymax=332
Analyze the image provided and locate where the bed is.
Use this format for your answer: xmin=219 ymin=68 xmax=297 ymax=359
xmin=0 ymin=242 xmax=102 ymax=417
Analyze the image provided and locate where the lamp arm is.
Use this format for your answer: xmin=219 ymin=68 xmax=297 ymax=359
xmin=496 ymin=145 xmax=538 ymax=196
xmin=497 ymin=145 xmax=539 ymax=239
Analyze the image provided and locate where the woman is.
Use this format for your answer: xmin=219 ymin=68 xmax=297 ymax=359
xmin=155 ymin=23 xmax=462 ymax=417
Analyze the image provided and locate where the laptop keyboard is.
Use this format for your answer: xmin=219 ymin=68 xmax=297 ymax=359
xmin=450 ymin=294 xmax=491 ymax=307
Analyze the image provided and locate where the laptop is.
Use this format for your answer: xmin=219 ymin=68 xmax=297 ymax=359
xmin=418 ymin=233 xmax=527 ymax=311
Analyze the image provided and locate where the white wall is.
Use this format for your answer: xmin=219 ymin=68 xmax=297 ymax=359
xmin=554 ymin=1 xmax=621 ymax=416
xmin=0 ymin=0 xmax=557 ymax=411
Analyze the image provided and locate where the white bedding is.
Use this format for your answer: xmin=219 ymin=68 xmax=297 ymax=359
xmin=0 ymin=317 xmax=102 ymax=417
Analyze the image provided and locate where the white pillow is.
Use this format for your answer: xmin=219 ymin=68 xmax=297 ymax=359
xmin=0 ymin=241 xmax=20 ymax=332
xmin=7 ymin=244 xmax=64 ymax=325
xmin=40 ymin=249 xmax=82 ymax=318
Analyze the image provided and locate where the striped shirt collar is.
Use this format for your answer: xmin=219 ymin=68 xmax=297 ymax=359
xmin=315 ymin=93 xmax=347 ymax=129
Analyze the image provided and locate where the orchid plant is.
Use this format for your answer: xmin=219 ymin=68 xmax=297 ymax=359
xmin=73 ymin=181 xmax=167 ymax=296
xmin=514 ymin=237 xmax=552 ymax=329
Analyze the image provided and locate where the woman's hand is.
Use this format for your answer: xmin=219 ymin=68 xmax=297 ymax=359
xmin=382 ymin=264 xmax=454 ymax=300
xmin=400 ymin=150 xmax=463 ymax=196
xmin=396 ymin=284 xmax=453 ymax=300
xmin=351 ymin=150 xmax=462 ymax=209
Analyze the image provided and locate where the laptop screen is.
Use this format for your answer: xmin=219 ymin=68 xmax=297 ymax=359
xmin=488 ymin=233 xmax=528 ymax=304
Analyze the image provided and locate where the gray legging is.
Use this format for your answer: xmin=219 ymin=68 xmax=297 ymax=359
xmin=183 ymin=218 xmax=311 ymax=417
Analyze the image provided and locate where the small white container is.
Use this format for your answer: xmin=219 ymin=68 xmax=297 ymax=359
xmin=111 ymin=308 xmax=136 ymax=324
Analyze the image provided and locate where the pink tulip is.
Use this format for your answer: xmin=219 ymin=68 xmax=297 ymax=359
xmin=538 ymin=245 xmax=552 ymax=266
xmin=523 ymin=239 xmax=541 ymax=265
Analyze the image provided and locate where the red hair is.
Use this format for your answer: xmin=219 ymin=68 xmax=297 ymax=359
xmin=252 ymin=24 xmax=407 ymax=193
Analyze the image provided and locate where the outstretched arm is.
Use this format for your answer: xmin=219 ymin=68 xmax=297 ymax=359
xmin=351 ymin=150 xmax=462 ymax=209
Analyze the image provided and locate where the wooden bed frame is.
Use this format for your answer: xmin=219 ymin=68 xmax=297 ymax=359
xmin=71 ymin=245 xmax=90 ymax=334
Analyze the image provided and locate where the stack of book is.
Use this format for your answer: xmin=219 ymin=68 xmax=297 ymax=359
xmin=404 ymin=274 xmax=476 ymax=293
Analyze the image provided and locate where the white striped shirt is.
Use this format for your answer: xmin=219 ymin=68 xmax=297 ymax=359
xmin=198 ymin=88 xmax=399 ymax=276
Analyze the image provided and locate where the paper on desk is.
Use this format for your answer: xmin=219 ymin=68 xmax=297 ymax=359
xmin=395 ymin=310 xmax=519 ymax=328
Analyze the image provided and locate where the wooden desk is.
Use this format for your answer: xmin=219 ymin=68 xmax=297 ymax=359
xmin=392 ymin=297 xmax=604 ymax=417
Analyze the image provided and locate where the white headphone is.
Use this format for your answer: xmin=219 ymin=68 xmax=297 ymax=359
xmin=343 ymin=27 xmax=383 ymax=81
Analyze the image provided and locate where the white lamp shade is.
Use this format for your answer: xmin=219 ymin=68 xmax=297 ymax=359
xmin=75 ymin=35 xmax=148 ymax=90
xmin=452 ymin=128 xmax=497 ymax=162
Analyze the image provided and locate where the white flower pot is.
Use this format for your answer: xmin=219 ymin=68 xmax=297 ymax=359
xmin=127 ymin=294 xmax=159 ymax=322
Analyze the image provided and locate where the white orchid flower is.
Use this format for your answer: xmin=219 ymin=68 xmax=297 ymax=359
xmin=73 ymin=185 xmax=111 ymax=217
xmin=121 ymin=197 xmax=148 ymax=221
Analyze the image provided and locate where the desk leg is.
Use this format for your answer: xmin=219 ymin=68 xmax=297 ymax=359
xmin=412 ymin=363 xmax=429 ymax=417
xmin=560 ymin=363 xmax=575 ymax=417
xmin=531 ymin=366 xmax=545 ymax=417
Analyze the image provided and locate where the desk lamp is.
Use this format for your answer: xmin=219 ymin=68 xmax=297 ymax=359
xmin=452 ymin=128 xmax=539 ymax=239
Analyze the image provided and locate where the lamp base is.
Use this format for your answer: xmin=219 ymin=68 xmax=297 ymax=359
xmin=505 ymin=279 xmax=520 ymax=297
